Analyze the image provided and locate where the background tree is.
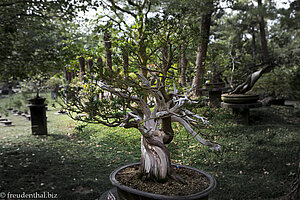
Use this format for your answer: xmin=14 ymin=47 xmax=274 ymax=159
xmin=0 ymin=0 xmax=92 ymax=82
xmin=192 ymin=0 xmax=215 ymax=96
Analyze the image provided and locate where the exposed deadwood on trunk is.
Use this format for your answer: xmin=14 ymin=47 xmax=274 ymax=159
xmin=231 ymin=63 xmax=274 ymax=94
xmin=141 ymin=131 xmax=169 ymax=181
xmin=141 ymin=131 xmax=186 ymax=184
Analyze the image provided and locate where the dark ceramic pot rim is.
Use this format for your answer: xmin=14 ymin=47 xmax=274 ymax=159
xmin=205 ymin=82 xmax=225 ymax=86
xmin=27 ymin=97 xmax=46 ymax=105
xmin=221 ymin=93 xmax=259 ymax=98
xmin=221 ymin=94 xmax=259 ymax=103
xmin=110 ymin=162 xmax=216 ymax=200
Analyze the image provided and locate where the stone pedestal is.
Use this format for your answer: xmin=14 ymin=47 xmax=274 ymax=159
xmin=27 ymin=97 xmax=47 ymax=135
xmin=208 ymin=89 xmax=223 ymax=107
xmin=221 ymin=102 xmax=262 ymax=125
xmin=201 ymin=84 xmax=229 ymax=107
xmin=201 ymin=82 xmax=228 ymax=107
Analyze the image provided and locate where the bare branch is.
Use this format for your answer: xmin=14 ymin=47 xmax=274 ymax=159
xmin=171 ymin=116 xmax=221 ymax=151
xmin=128 ymin=0 xmax=139 ymax=7
xmin=99 ymin=82 xmax=151 ymax=118
xmin=109 ymin=0 xmax=137 ymax=18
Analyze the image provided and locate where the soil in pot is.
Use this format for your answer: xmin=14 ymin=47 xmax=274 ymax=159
xmin=116 ymin=165 xmax=210 ymax=196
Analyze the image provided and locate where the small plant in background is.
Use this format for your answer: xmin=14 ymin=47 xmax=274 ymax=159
xmin=5 ymin=102 xmax=13 ymax=110
xmin=289 ymin=66 xmax=300 ymax=99
xmin=0 ymin=106 xmax=9 ymax=117
xmin=46 ymin=75 xmax=64 ymax=100
xmin=294 ymin=103 xmax=300 ymax=117
xmin=12 ymin=99 xmax=23 ymax=111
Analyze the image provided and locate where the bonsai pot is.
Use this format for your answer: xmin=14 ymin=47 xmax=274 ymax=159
xmin=28 ymin=96 xmax=46 ymax=105
xmin=221 ymin=93 xmax=259 ymax=104
xmin=108 ymin=162 xmax=216 ymax=200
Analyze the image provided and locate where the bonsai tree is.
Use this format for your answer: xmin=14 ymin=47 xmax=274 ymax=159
xmin=21 ymin=74 xmax=48 ymax=99
xmin=60 ymin=0 xmax=220 ymax=183
xmin=230 ymin=63 xmax=274 ymax=94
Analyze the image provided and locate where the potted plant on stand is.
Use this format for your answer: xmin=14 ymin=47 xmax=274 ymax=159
xmin=22 ymin=75 xmax=48 ymax=105
xmin=221 ymin=63 xmax=275 ymax=124
xmin=60 ymin=1 xmax=220 ymax=199
xmin=23 ymin=75 xmax=48 ymax=135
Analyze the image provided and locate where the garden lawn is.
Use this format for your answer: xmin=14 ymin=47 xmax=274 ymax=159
xmin=0 ymin=94 xmax=299 ymax=200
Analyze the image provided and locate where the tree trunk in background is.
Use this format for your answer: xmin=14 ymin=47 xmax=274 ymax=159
xmin=192 ymin=0 xmax=213 ymax=96
xmin=162 ymin=45 xmax=168 ymax=75
xmin=87 ymin=59 xmax=93 ymax=72
xmin=179 ymin=43 xmax=187 ymax=87
xmin=123 ymin=51 xmax=129 ymax=78
xmin=251 ymin=26 xmax=257 ymax=59
xmin=97 ymin=57 xmax=104 ymax=99
xmin=104 ymin=32 xmax=112 ymax=72
xmin=257 ymin=0 xmax=270 ymax=63
xmin=78 ymin=57 xmax=85 ymax=77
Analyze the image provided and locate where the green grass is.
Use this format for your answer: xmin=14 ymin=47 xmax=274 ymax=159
xmin=0 ymin=93 xmax=299 ymax=199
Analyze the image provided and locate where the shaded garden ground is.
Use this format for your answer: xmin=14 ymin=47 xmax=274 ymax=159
xmin=0 ymin=95 xmax=299 ymax=199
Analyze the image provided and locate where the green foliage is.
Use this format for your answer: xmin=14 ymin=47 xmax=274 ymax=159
xmin=59 ymin=70 xmax=130 ymax=126
xmin=59 ymin=1 xmax=193 ymax=128
xmin=20 ymin=75 xmax=50 ymax=97
xmin=46 ymin=75 xmax=65 ymax=89
xmin=289 ymin=66 xmax=300 ymax=99
xmin=0 ymin=0 xmax=91 ymax=81
xmin=250 ymin=65 xmax=300 ymax=99
xmin=3 ymin=93 xmax=28 ymax=112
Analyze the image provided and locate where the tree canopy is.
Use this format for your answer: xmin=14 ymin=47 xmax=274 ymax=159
xmin=0 ymin=0 xmax=91 ymax=81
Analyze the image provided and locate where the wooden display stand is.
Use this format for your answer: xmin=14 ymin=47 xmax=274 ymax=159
xmin=27 ymin=97 xmax=47 ymax=135
xmin=202 ymin=82 xmax=229 ymax=107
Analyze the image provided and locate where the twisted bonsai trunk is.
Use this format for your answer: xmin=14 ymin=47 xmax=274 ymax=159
xmin=140 ymin=130 xmax=186 ymax=184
